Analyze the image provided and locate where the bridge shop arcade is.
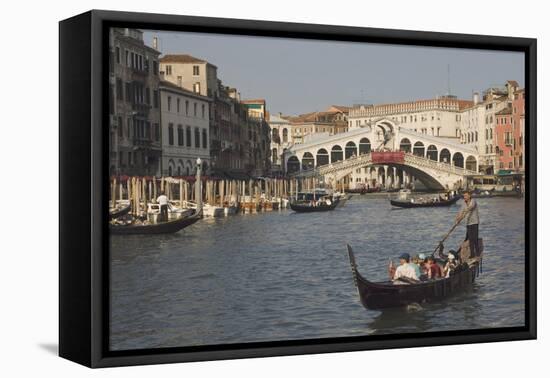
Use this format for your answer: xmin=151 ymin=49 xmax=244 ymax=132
xmin=282 ymin=118 xmax=479 ymax=191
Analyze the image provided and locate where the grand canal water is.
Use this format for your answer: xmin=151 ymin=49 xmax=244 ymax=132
xmin=110 ymin=196 xmax=526 ymax=351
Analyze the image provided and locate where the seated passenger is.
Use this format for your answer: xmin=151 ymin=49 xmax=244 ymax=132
xmin=443 ymin=252 xmax=458 ymax=278
xmin=392 ymin=253 xmax=420 ymax=282
xmin=425 ymin=256 xmax=443 ymax=279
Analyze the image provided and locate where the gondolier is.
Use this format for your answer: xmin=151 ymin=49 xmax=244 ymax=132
xmin=157 ymin=191 xmax=169 ymax=222
xmin=456 ymin=190 xmax=480 ymax=258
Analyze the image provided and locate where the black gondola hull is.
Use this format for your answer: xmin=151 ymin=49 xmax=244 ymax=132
xmin=347 ymin=244 xmax=482 ymax=310
xmin=390 ymin=195 xmax=460 ymax=208
xmin=110 ymin=209 xmax=201 ymax=235
xmin=290 ymin=199 xmax=339 ymax=212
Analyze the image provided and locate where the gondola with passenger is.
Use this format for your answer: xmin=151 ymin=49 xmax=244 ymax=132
xmin=390 ymin=194 xmax=460 ymax=208
xmin=289 ymin=196 xmax=339 ymax=213
xmin=346 ymin=239 xmax=483 ymax=310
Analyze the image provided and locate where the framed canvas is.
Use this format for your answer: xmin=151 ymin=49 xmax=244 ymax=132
xmin=59 ymin=10 xmax=537 ymax=368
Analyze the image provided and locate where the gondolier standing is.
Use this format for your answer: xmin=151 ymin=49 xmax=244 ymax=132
xmin=157 ymin=191 xmax=169 ymax=222
xmin=456 ymin=191 xmax=479 ymax=258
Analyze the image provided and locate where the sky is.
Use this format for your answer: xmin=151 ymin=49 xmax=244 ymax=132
xmin=143 ymin=30 xmax=524 ymax=116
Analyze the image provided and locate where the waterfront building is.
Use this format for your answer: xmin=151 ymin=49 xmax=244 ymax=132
xmin=460 ymin=81 xmax=519 ymax=174
xmin=286 ymin=106 xmax=350 ymax=144
xmin=159 ymin=80 xmax=211 ymax=176
xmin=241 ymin=99 xmax=271 ymax=177
xmin=347 ymin=96 xmax=472 ymax=138
xmin=108 ymin=28 xmax=162 ymax=176
xmin=268 ymin=113 xmax=294 ymax=175
xmin=495 ymin=87 xmax=525 ymax=172
xmin=159 ymin=54 xmax=270 ymax=177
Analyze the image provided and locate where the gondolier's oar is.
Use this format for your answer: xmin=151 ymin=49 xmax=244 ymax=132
xmin=432 ymin=217 xmax=464 ymax=255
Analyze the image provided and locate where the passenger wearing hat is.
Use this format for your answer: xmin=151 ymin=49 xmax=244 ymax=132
xmin=391 ymin=253 xmax=420 ymax=282
xmin=443 ymin=252 xmax=458 ymax=278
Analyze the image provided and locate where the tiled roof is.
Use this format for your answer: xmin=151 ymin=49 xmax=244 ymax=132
xmin=495 ymin=108 xmax=513 ymax=116
xmin=160 ymin=54 xmax=215 ymax=67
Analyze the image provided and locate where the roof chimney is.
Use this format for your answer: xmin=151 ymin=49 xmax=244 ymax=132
xmin=152 ymin=37 xmax=158 ymax=50
xmin=473 ymin=92 xmax=480 ymax=105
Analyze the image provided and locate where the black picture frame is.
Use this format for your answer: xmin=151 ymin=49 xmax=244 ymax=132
xmin=59 ymin=9 xmax=537 ymax=368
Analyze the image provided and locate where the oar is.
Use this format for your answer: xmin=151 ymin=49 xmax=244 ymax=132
xmin=432 ymin=216 xmax=464 ymax=255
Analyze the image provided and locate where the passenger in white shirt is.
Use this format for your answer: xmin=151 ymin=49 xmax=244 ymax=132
xmin=392 ymin=253 xmax=420 ymax=283
xmin=156 ymin=191 xmax=169 ymax=222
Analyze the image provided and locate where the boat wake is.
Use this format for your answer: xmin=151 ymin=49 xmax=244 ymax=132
xmin=406 ymin=303 xmax=424 ymax=312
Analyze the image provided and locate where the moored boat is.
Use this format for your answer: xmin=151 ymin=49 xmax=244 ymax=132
xmin=346 ymin=242 xmax=483 ymax=310
xmin=109 ymin=201 xmax=131 ymax=220
xmin=110 ymin=209 xmax=202 ymax=235
xmin=290 ymin=196 xmax=339 ymax=212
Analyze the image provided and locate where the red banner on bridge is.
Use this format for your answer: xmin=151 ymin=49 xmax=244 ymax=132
xmin=371 ymin=151 xmax=405 ymax=164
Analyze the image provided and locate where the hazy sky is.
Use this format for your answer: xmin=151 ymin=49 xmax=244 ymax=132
xmin=143 ymin=30 xmax=524 ymax=115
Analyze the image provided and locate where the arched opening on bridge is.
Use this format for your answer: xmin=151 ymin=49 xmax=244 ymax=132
xmin=345 ymin=141 xmax=357 ymax=159
xmin=377 ymin=166 xmax=386 ymax=187
xmin=466 ymin=155 xmax=477 ymax=171
xmin=331 ymin=145 xmax=343 ymax=163
xmin=282 ymin=128 xmax=288 ymax=143
xmin=413 ymin=141 xmax=425 ymax=157
xmin=453 ymin=152 xmax=464 ymax=168
xmin=440 ymin=148 xmax=451 ymax=164
xmin=316 ymin=148 xmax=329 ymax=167
xmin=287 ymin=156 xmax=300 ymax=173
xmin=426 ymin=145 xmax=438 ymax=161
xmin=359 ymin=138 xmax=371 ymax=155
xmin=272 ymin=148 xmax=278 ymax=164
xmin=400 ymin=138 xmax=411 ymax=153
xmin=302 ymin=152 xmax=315 ymax=170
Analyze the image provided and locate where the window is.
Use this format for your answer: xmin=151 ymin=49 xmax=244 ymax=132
xmin=178 ymin=125 xmax=184 ymax=146
xmin=193 ymin=82 xmax=200 ymax=93
xmin=154 ymin=123 xmax=160 ymax=141
xmin=176 ymin=98 xmax=181 ymax=113
xmin=193 ymin=65 xmax=200 ymax=75
xmin=177 ymin=76 xmax=182 ymax=87
xmin=202 ymin=129 xmax=207 ymax=148
xmin=145 ymin=88 xmax=150 ymax=104
xmin=168 ymin=123 xmax=174 ymax=145
xmin=125 ymin=50 xmax=129 ymax=66
xmin=153 ymin=61 xmax=158 ymax=75
xmin=195 ymin=128 xmax=200 ymax=148
xmin=167 ymin=96 xmax=172 ymax=111
xmin=165 ymin=65 xmax=172 ymax=75
xmin=185 ymin=100 xmax=189 ymax=115
xmin=153 ymin=90 xmax=159 ymax=108
xmin=116 ymin=79 xmax=123 ymax=100
xmin=125 ymin=82 xmax=131 ymax=103
xmin=117 ymin=116 xmax=123 ymax=138
xmin=115 ymin=47 xmax=120 ymax=64
xmin=194 ymin=103 xmax=197 ymax=117
xmin=186 ymin=126 xmax=191 ymax=147
xmin=202 ymin=104 xmax=205 ymax=118
xmin=128 ymin=151 xmax=133 ymax=165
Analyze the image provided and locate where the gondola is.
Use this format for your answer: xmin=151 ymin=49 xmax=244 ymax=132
xmin=345 ymin=188 xmax=367 ymax=194
xmin=289 ymin=198 xmax=339 ymax=212
xmin=346 ymin=242 xmax=483 ymax=310
xmin=390 ymin=195 xmax=460 ymax=208
xmin=110 ymin=209 xmax=202 ymax=235
xmin=109 ymin=202 xmax=131 ymax=220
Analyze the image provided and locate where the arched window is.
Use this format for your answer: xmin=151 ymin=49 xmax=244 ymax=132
xmin=426 ymin=145 xmax=438 ymax=161
xmin=466 ymin=156 xmax=477 ymax=171
xmin=345 ymin=141 xmax=357 ymax=159
xmin=272 ymin=128 xmax=280 ymax=143
xmin=287 ymin=156 xmax=300 ymax=173
xmin=440 ymin=148 xmax=451 ymax=164
xmin=399 ymin=138 xmax=411 ymax=153
xmin=302 ymin=152 xmax=315 ymax=170
xmin=359 ymin=138 xmax=371 ymax=154
xmin=282 ymin=128 xmax=288 ymax=143
xmin=194 ymin=127 xmax=200 ymax=148
xmin=413 ymin=141 xmax=425 ymax=157
xmin=453 ymin=152 xmax=464 ymax=168
xmin=331 ymin=145 xmax=343 ymax=163
xmin=272 ymin=148 xmax=278 ymax=164
xmin=316 ymin=148 xmax=329 ymax=167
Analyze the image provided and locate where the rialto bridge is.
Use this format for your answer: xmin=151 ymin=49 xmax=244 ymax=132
xmin=283 ymin=119 xmax=479 ymax=190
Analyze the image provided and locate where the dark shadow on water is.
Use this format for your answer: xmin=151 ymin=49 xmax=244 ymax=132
xmin=38 ymin=343 xmax=58 ymax=355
